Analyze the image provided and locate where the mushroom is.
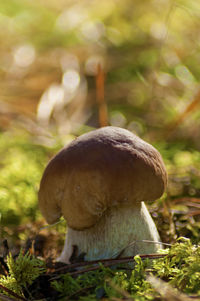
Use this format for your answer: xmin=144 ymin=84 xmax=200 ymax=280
xmin=38 ymin=126 xmax=167 ymax=263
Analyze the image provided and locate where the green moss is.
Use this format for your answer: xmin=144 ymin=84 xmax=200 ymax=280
xmin=51 ymin=238 xmax=200 ymax=300
xmin=0 ymin=250 xmax=45 ymax=298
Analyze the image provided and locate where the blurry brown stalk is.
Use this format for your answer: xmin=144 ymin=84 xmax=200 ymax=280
xmin=96 ymin=63 xmax=108 ymax=127
xmin=166 ymin=89 xmax=200 ymax=137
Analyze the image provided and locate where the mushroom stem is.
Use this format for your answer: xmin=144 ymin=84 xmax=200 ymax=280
xmin=58 ymin=202 xmax=162 ymax=263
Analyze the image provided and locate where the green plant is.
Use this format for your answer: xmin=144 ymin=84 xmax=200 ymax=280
xmin=0 ymin=130 xmax=63 ymax=227
xmin=51 ymin=264 xmax=115 ymax=300
xmin=153 ymin=237 xmax=200 ymax=294
xmin=0 ymin=250 xmax=45 ymax=297
xmin=51 ymin=238 xmax=200 ymax=300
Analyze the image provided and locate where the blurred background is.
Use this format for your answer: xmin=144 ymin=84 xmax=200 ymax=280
xmin=0 ymin=0 xmax=200 ymax=254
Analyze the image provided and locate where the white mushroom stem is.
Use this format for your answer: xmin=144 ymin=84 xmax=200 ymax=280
xmin=58 ymin=202 xmax=162 ymax=263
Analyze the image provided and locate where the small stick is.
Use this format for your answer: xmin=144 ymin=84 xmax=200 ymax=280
xmin=52 ymin=253 xmax=166 ymax=273
xmin=0 ymin=293 xmax=20 ymax=301
xmin=50 ymin=253 xmax=166 ymax=279
xmin=0 ymin=284 xmax=27 ymax=301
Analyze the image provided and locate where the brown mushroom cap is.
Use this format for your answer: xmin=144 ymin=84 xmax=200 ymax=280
xmin=38 ymin=126 xmax=167 ymax=230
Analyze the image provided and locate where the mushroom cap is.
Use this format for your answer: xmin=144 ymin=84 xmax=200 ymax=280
xmin=38 ymin=126 xmax=167 ymax=230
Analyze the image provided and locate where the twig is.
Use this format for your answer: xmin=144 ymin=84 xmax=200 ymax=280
xmin=0 ymin=284 xmax=27 ymax=301
xmin=53 ymin=253 xmax=166 ymax=273
xmin=173 ymin=197 xmax=200 ymax=204
xmin=0 ymin=293 xmax=20 ymax=301
xmin=51 ymin=253 xmax=166 ymax=280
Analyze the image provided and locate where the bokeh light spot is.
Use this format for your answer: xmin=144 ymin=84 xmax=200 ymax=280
xmin=62 ymin=70 xmax=80 ymax=94
xmin=13 ymin=44 xmax=35 ymax=68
